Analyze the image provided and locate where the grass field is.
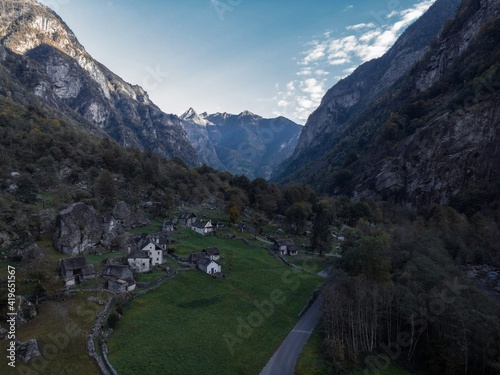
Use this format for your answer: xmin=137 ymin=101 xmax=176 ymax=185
xmin=0 ymin=292 xmax=108 ymax=375
xmin=108 ymin=230 xmax=323 ymax=375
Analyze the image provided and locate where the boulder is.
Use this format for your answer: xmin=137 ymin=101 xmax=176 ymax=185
xmin=53 ymin=202 xmax=103 ymax=255
xmin=8 ymin=243 xmax=43 ymax=262
xmin=16 ymin=339 xmax=41 ymax=363
xmin=113 ymin=201 xmax=131 ymax=227
xmin=16 ymin=296 xmax=37 ymax=325
xmin=130 ymin=211 xmax=150 ymax=228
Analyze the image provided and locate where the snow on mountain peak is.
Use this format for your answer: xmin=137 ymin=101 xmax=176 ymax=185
xmin=180 ymin=108 xmax=212 ymax=127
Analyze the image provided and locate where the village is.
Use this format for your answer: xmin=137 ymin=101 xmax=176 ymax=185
xmin=57 ymin=210 xmax=304 ymax=294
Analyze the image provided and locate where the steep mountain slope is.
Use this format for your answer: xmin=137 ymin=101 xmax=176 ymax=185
xmin=180 ymin=108 xmax=225 ymax=171
xmin=274 ymin=0 xmax=461 ymax=181
xmin=274 ymin=0 xmax=500 ymax=207
xmin=0 ymin=0 xmax=199 ymax=165
xmin=181 ymin=108 xmax=302 ymax=179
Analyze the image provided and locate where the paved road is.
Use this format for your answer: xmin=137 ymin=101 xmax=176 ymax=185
xmin=259 ymin=294 xmax=324 ymax=375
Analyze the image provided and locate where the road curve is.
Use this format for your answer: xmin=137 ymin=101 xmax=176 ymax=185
xmin=259 ymin=294 xmax=324 ymax=375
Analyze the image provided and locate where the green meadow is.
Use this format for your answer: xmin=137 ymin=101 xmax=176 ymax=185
xmin=108 ymin=230 xmax=323 ymax=374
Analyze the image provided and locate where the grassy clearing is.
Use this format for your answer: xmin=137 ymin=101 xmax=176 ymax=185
xmin=108 ymin=232 xmax=323 ymax=375
xmin=0 ymin=292 xmax=109 ymax=375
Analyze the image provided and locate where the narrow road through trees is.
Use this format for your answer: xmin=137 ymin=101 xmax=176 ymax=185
xmin=259 ymin=294 xmax=324 ymax=375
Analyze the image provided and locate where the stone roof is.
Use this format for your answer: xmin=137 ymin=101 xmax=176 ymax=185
xmin=60 ymin=257 xmax=87 ymax=271
xmin=189 ymin=252 xmax=206 ymax=262
xmin=128 ymin=250 xmax=150 ymax=259
xmin=203 ymin=247 xmax=220 ymax=256
xmin=193 ymin=220 xmax=211 ymax=228
xmin=198 ymin=258 xmax=218 ymax=267
xmin=103 ymin=265 xmax=134 ymax=280
xmin=179 ymin=212 xmax=196 ymax=220
xmin=275 ymin=239 xmax=295 ymax=248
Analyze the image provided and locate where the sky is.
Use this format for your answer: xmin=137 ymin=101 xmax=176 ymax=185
xmin=37 ymin=0 xmax=436 ymax=124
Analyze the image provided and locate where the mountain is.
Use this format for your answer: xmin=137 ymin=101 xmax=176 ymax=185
xmin=0 ymin=0 xmax=199 ymax=165
xmin=181 ymin=108 xmax=302 ymax=179
xmin=274 ymin=0 xmax=500 ymax=206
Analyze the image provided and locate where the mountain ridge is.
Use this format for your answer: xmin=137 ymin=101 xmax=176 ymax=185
xmin=274 ymin=0 xmax=500 ymax=206
xmin=0 ymin=0 xmax=200 ymax=165
xmin=181 ymin=108 xmax=302 ymax=179
xmin=275 ymin=0 xmax=462 ymax=179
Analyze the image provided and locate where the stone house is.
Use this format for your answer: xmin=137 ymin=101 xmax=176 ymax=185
xmin=203 ymin=247 xmax=221 ymax=262
xmin=127 ymin=250 xmax=152 ymax=273
xmin=198 ymin=258 xmax=221 ymax=275
xmin=188 ymin=252 xmax=206 ymax=264
xmin=162 ymin=220 xmax=175 ymax=232
xmin=59 ymin=257 xmax=96 ymax=287
xmin=103 ymin=265 xmax=136 ymax=292
xmin=178 ymin=212 xmax=197 ymax=226
xmin=191 ymin=220 xmax=213 ymax=235
xmin=273 ymin=239 xmax=298 ymax=256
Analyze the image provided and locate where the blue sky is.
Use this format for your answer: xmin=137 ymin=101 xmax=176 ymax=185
xmin=37 ymin=0 xmax=436 ymax=124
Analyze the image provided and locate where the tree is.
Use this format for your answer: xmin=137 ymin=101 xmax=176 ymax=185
xmin=16 ymin=174 xmax=37 ymax=204
xmin=285 ymin=203 xmax=308 ymax=234
xmin=227 ymin=203 xmax=240 ymax=224
xmin=311 ymin=200 xmax=334 ymax=255
xmin=95 ymin=169 xmax=116 ymax=208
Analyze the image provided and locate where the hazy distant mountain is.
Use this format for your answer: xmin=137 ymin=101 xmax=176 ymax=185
xmin=181 ymin=108 xmax=302 ymax=179
xmin=272 ymin=0 xmax=500 ymax=206
xmin=0 ymin=0 xmax=199 ymax=165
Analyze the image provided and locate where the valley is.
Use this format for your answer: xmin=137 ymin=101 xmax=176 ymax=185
xmin=0 ymin=0 xmax=500 ymax=374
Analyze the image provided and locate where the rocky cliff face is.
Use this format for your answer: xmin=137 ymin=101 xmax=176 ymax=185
xmin=276 ymin=0 xmax=461 ymax=178
xmin=354 ymin=0 xmax=500 ymax=205
xmin=181 ymin=108 xmax=302 ymax=179
xmin=0 ymin=0 xmax=199 ymax=165
xmin=274 ymin=0 xmax=500 ymax=206
xmin=275 ymin=0 xmax=500 ymax=207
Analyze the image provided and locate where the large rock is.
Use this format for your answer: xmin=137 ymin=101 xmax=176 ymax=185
xmin=112 ymin=201 xmax=131 ymax=227
xmin=16 ymin=296 xmax=37 ymax=325
xmin=16 ymin=339 xmax=41 ymax=363
xmin=53 ymin=202 xmax=103 ymax=255
xmin=8 ymin=243 xmax=44 ymax=262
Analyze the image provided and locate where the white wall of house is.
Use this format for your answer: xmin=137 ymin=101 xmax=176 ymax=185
xmin=198 ymin=260 xmax=221 ymax=274
xmin=149 ymin=249 xmax=163 ymax=266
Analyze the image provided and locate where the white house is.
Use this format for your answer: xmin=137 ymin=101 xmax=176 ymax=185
xmin=191 ymin=220 xmax=213 ymax=235
xmin=139 ymin=240 xmax=163 ymax=266
xmin=127 ymin=250 xmax=151 ymax=273
xmin=198 ymin=258 xmax=221 ymax=275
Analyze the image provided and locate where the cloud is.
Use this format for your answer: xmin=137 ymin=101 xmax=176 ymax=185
xmin=346 ymin=22 xmax=376 ymax=30
xmin=275 ymin=0 xmax=436 ymax=123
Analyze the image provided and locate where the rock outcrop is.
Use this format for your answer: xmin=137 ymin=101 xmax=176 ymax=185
xmin=112 ymin=201 xmax=131 ymax=228
xmin=274 ymin=0 xmax=500 ymax=207
xmin=53 ymin=202 xmax=103 ymax=255
xmin=8 ymin=243 xmax=43 ymax=262
xmin=16 ymin=296 xmax=37 ymax=325
xmin=0 ymin=0 xmax=199 ymax=166
xmin=16 ymin=339 xmax=41 ymax=363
